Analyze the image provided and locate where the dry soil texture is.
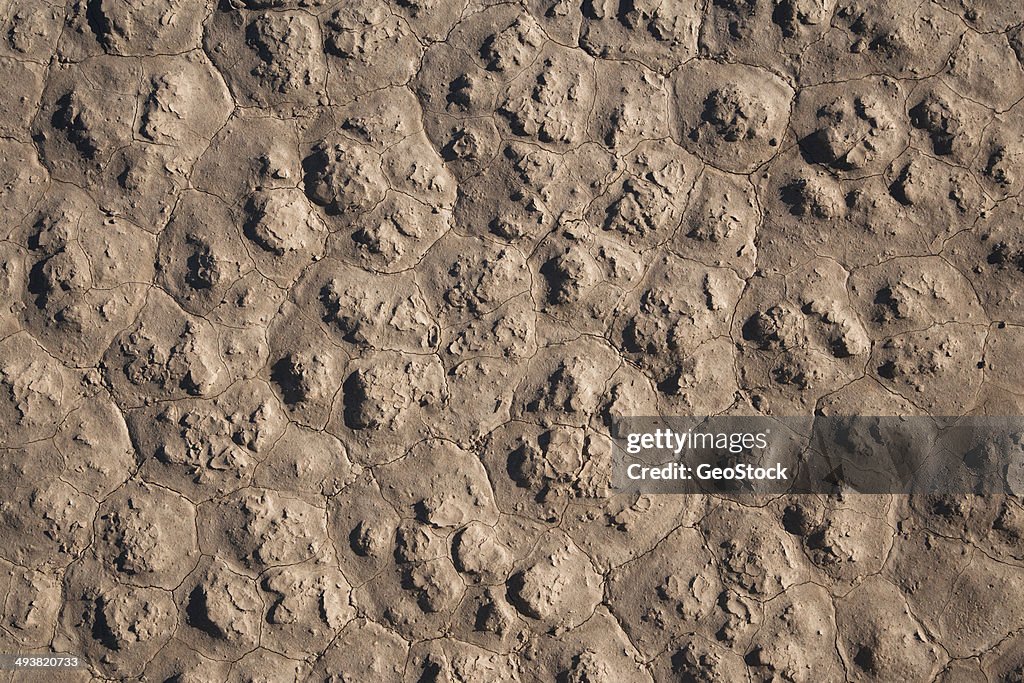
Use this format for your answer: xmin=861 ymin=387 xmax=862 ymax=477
xmin=1 ymin=0 xmax=1024 ymax=681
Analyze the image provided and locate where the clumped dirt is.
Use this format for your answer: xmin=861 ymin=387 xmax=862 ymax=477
xmin=0 ymin=1 xmax=1022 ymax=680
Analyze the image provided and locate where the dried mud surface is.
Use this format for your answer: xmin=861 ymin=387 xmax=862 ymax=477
xmin=1 ymin=0 xmax=1023 ymax=681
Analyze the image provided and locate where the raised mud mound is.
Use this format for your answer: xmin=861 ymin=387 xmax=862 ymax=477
xmin=1 ymin=1 xmax=1023 ymax=680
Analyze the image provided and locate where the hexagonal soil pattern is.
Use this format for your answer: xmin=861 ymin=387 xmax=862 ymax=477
xmin=0 ymin=0 xmax=1022 ymax=680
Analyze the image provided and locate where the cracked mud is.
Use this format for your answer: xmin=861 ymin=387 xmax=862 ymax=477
xmin=1 ymin=0 xmax=1023 ymax=680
